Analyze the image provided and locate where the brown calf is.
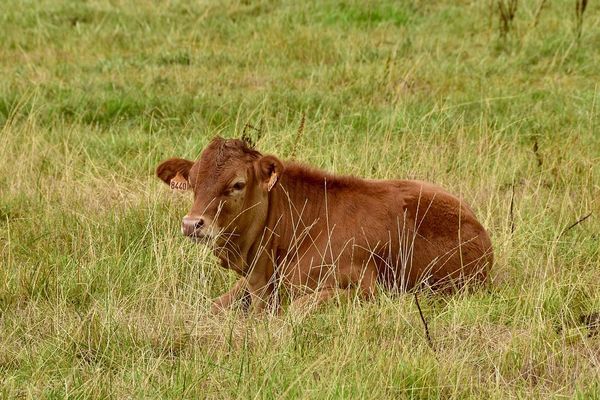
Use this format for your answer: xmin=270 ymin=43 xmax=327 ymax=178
xmin=156 ymin=137 xmax=493 ymax=313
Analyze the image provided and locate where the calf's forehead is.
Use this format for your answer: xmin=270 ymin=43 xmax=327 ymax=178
xmin=189 ymin=140 xmax=258 ymax=186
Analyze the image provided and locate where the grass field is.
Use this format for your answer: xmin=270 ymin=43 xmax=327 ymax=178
xmin=1 ymin=0 xmax=600 ymax=398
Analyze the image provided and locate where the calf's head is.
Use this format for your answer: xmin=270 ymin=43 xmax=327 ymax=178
xmin=156 ymin=137 xmax=283 ymax=244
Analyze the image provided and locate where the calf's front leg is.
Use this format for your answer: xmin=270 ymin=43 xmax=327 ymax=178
xmin=245 ymin=272 xmax=274 ymax=314
xmin=211 ymin=278 xmax=248 ymax=313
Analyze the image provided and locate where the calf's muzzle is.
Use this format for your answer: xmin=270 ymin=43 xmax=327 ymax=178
xmin=181 ymin=215 xmax=204 ymax=237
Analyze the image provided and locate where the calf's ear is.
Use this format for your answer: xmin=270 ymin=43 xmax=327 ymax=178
xmin=156 ymin=158 xmax=194 ymax=187
xmin=257 ymin=155 xmax=284 ymax=191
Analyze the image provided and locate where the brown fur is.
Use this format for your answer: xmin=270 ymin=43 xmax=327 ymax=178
xmin=156 ymin=137 xmax=493 ymax=313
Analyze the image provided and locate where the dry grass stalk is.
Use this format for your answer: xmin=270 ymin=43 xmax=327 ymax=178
xmin=531 ymin=0 xmax=547 ymax=28
xmin=509 ymin=181 xmax=516 ymax=235
xmin=498 ymin=0 xmax=518 ymax=39
xmin=533 ymin=139 xmax=543 ymax=167
xmin=575 ymin=0 xmax=588 ymax=40
xmin=241 ymin=120 xmax=263 ymax=148
xmin=290 ymin=113 xmax=306 ymax=159
xmin=414 ymin=292 xmax=434 ymax=350
xmin=559 ymin=211 xmax=592 ymax=238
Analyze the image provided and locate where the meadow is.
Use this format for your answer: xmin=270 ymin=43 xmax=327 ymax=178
xmin=1 ymin=0 xmax=599 ymax=398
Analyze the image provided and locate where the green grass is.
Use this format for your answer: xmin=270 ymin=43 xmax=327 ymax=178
xmin=1 ymin=0 xmax=599 ymax=398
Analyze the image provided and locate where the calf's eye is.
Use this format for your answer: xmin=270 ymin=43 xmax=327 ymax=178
xmin=232 ymin=182 xmax=245 ymax=191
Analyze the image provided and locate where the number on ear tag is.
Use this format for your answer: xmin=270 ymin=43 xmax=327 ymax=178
xmin=170 ymin=172 xmax=188 ymax=191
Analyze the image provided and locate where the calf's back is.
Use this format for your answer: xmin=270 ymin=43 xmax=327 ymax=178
xmin=264 ymin=164 xmax=492 ymax=293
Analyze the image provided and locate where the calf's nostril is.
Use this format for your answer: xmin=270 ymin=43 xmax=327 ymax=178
xmin=181 ymin=216 xmax=203 ymax=237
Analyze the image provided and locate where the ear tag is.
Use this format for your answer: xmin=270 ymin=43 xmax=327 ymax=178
xmin=267 ymin=173 xmax=278 ymax=192
xmin=170 ymin=172 xmax=188 ymax=191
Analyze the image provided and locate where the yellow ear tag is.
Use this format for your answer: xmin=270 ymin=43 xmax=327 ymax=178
xmin=267 ymin=173 xmax=278 ymax=192
xmin=169 ymin=172 xmax=188 ymax=191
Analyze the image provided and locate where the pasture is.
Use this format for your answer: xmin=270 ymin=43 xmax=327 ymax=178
xmin=1 ymin=0 xmax=599 ymax=398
